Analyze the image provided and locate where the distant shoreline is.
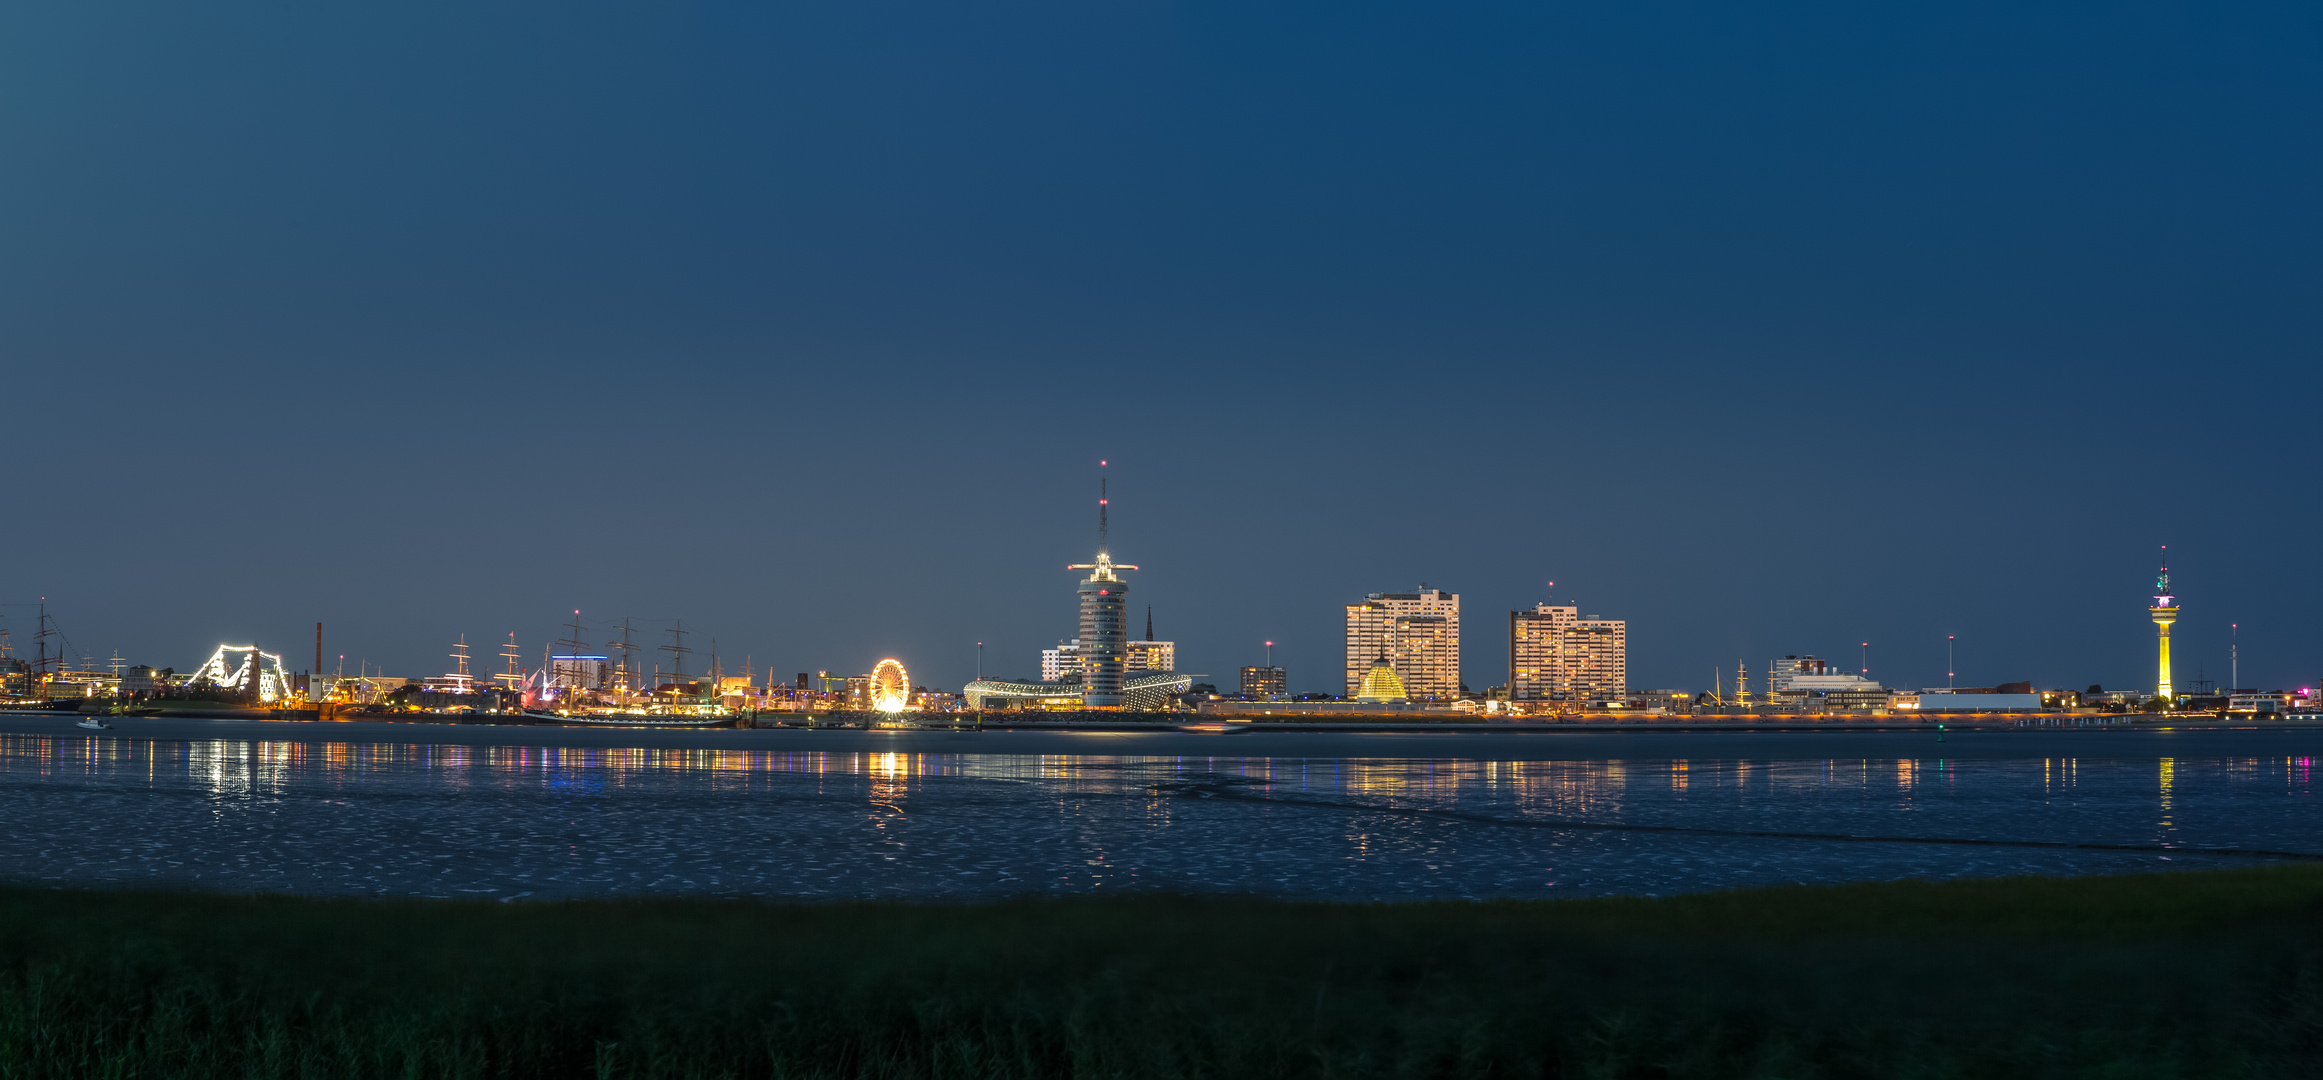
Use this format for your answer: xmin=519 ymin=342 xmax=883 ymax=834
xmin=1 ymin=710 xmax=2317 ymax=761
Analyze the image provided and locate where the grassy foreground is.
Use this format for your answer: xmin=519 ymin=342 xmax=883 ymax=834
xmin=2 ymin=869 xmax=2320 ymax=1079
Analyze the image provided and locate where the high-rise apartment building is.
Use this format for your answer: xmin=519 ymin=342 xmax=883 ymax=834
xmin=1047 ymin=637 xmax=1172 ymax=679
xmin=1239 ymin=665 xmax=1286 ymax=698
xmin=1041 ymin=640 xmax=1083 ymax=682
xmin=1509 ymin=603 xmax=1626 ymax=703
xmin=1126 ymin=605 xmax=1174 ymax=674
xmin=1126 ymin=640 xmax=1174 ymax=673
xmin=1344 ymin=587 xmax=1460 ymax=700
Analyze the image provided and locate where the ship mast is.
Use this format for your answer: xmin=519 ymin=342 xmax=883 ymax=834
xmin=607 ymin=618 xmax=641 ymax=701
xmin=450 ymin=634 xmax=472 ymax=690
xmin=496 ymin=632 xmax=524 ymax=692
xmin=553 ymin=610 xmax=592 ymax=703
xmin=659 ymin=621 xmax=692 ymax=702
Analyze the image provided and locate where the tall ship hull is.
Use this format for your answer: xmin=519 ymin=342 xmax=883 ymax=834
xmin=522 ymin=711 xmax=737 ymax=729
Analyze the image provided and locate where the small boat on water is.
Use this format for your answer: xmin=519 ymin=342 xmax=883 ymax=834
xmin=74 ymin=716 xmax=112 ymax=731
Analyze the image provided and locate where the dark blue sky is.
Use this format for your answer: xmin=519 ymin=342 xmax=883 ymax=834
xmin=4 ymin=1 xmax=2318 ymax=695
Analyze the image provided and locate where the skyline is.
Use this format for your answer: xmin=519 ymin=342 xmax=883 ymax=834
xmin=2 ymin=494 xmax=2297 ymax=696
xmin=4 ymin=1 xmax=2318 ymax=693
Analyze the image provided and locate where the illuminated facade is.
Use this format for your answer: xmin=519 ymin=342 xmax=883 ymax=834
xmin=1067 ymin=472 xmax=1138 ymax=707
xmin=1043 ymin=639 xmax=1172 ymax=680
xmin=962 ymin=670 xmax=1192 ymax=711
xmin=1126 ymin=639 xmax=1174 ymax=673
xmin=187 ymin=644 xmax=293 ymax=702
xmin=1344 ymin=587 xmax=1460 ymax=699
xmin=2151 ymin=558 xmax=2177 ymax=699
xmin=1040 ymin=640 xmax=1082 ymax=682
xmin=1240 ymin=665 xmax=1286 ymax=698
xmin=550 ymin=654 xmax=610 ymax=690
xmin=1509 ymin=604 xmax=1573 ymax=701
xmin=1508 ymin=603 xmax=1625 ymax=703
xmin=1355 ymin=659 xmax=1408 ymax=702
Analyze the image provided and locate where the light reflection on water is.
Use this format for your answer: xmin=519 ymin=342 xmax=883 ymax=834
xmin=0 ymin=735 xmax=2315 ymax=900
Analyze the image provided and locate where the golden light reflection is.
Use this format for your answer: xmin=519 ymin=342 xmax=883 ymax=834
xmin=2159 ymin=756 xmax=2175 ymax=835
xmin=8 ymin=736 xmax=2308 ymax=864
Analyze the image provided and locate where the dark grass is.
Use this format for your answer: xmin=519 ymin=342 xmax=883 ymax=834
xmin=3 ymin=868 xmax=2321 ymax=1078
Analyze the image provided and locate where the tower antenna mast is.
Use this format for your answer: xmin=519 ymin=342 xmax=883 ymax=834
xmin=1066 ymin=460 xmax=1138 ymax=707
xmin=2151 ymin=545 xmax=2178 ymax=701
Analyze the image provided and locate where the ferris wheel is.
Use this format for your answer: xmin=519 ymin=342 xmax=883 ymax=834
xmin=869 ymin=659 xmax=911 ymax=711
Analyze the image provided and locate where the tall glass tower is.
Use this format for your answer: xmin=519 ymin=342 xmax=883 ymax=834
xmin=1068 ymin=467 xmax=1137 ymax=707
xmin=2149 ymin=553 xmax=2176 ymax=701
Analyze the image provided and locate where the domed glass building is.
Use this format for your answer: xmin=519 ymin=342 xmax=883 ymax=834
xmin=1355 ymin=658 xmax=1407 ymax=703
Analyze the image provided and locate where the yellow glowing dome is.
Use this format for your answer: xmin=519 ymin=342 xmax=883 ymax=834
xmin=869 ymin=659 xmax=911 ymax=711
xmin=1356 ymin=659 xmax=1406 ymax=702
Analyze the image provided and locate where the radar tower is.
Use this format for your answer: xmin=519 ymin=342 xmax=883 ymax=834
xmin=2150 ymin=547 xmax=2177 ymax=700
xmin=1066 ymin=461 xmax=1139 ymax=707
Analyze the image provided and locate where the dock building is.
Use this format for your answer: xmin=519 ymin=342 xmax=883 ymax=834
xmin=1764 ymin=655 xmax=1888 ymax=710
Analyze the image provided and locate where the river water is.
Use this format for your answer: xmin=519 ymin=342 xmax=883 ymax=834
xmin=0 ymin=726 xmax=2315 ymax=900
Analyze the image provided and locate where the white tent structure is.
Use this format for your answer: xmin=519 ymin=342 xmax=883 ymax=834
xmin=187 ymin=644 xmax=293 ymax=703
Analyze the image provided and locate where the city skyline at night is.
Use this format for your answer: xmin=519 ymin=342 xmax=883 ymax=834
xmin=3 ymin=2 xmax=2316 ymax=696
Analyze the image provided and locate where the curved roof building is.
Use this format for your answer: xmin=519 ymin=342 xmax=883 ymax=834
xmin=963 ymin=671 xmax=1192 ymax=712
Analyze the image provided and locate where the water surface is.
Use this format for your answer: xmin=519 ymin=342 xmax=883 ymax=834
xmin=3 ymin=727 xmax=2316 ymax=900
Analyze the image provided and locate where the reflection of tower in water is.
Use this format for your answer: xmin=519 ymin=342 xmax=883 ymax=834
xmin=2158 ymin=756 xmax=2175 ymax=836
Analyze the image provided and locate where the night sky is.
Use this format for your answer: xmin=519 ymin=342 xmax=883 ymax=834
xmin=4 ymin=1 xmax=2317 ymax=695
